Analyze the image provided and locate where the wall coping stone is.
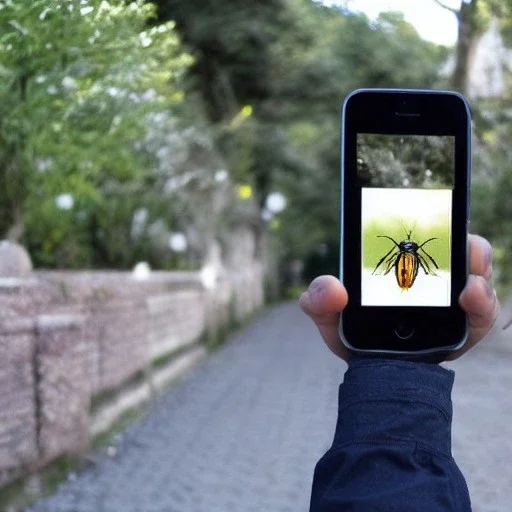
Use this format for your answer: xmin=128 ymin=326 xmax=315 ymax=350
xmin=0 ymin=278 xmax=39 ymax=289
xmin=36 ymin=314 xmax=85 ymax=333
xmin=0 ymin=316 xmax=35 ymax=334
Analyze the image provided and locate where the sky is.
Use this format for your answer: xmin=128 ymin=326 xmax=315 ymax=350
xmin=323 ymin=0 xmax=461 ymax=46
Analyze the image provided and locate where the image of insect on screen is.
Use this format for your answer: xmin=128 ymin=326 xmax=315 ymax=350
xmin=358 ymin=134 xmax=454 ymax=307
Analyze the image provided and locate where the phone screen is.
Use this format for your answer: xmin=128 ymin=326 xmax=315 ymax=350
xmin=358 ymin=134 xmax=454 ymax=307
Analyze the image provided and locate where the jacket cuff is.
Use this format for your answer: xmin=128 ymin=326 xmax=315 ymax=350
xmin=333 ymin=358 xmax=455 ymax=456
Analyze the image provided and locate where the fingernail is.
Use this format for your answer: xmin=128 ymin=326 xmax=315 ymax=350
xmin=308 ymin=278 xmax=325 ymax=303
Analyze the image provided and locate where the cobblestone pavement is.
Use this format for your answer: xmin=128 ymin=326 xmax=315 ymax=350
xmin=27 ymin=301 xmax=511 ymax=512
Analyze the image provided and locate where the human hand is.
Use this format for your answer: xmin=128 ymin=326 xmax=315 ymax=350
xmin=299 ymin=234 xmax=500 ymax=361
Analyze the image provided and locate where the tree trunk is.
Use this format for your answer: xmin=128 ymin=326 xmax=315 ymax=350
xmin=3 ymin=152 xmax=26 ymax=242
xmin=452 ymin=0 xmax=480 ymax=96
xmin=3 ymin=72 xmax=31 ymax=241
xmin=5 ymin=206 xmax=25 ymax=242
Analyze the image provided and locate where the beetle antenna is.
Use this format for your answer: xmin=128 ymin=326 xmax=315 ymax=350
xmin=401 ymin=222 xmax=414 ymax=240
xmin=400 ymin=221 xmax=409 ymax=239
xmin=410 ymin=221 xmax=417 ymax=239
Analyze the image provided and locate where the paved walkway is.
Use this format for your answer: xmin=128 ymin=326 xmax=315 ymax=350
xmin=27 ymin=301 xmax=511 ymax=512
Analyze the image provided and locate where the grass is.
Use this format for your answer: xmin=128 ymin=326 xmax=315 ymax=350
xmin=91 ymin=407 xmax=145 ymax=450
xmin=0 ymin=405 xmax=149 ymax=511
xmin=0 ymin=456 xmax=80 ymax=512
xmin=363 ymin=219 xmax=450 ymax=271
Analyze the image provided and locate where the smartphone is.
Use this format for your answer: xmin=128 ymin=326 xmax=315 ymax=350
xmin=339 ymin=89 xmax=471 ymax=357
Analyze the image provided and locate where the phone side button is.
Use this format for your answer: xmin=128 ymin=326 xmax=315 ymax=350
xmin=395 ymin=322 xmax=415 ymax=340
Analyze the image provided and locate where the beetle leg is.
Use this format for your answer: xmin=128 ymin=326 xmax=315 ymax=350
xmin=418 ymin=237 xmax=437 ymax=249
xmin=372 ymin=247 xmax=398 ymax=274
xmin=377 ymin=235 xmax=401 ymax=247
xmin=419 ymin=247 xmax=440 ymax=270
xmin=417 ymin=254 xmax=438 ymax=276
xmin=383 ymin=252 xmax=398 ymax=275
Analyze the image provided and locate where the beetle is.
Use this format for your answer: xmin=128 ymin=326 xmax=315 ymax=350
xmin=371 ymin=229 xmax=439 ymax=290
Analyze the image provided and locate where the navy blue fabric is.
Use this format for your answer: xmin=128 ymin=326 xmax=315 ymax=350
xmin=310 ymin=359 xmax=471 ymax=511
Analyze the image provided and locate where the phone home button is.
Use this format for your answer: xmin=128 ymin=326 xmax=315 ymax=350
xmin=395 ymin=321 xmax=414 ymax=340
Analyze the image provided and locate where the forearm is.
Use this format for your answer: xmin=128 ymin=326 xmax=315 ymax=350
xmin=310 ymin=359 xmax=471 ymax=512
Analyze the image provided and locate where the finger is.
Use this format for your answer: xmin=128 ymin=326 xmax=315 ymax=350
xmin=450 ymin=274 xmax=500 ymax=359
xmin=469 ymin=234 xmax=493 ymax=279
xmin=299 ymin=275 xmax=348 ymax=358
xmin=460 ymin=274 xmax=498 ymax=331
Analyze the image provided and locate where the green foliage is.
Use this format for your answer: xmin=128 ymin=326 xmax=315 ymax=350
xmin=0 ymin=455 xmax=80 ymax=512
xmin=0 ymin=0 xmax=196 ymax=268
xmin=266 ymin=4 xmax=449 ymax=272
xmin=6 ymin=0 xmax=509 ymax=287
xmin=470 ymin=99 xmax=512 ymax=286
xmin=154 ymin=0 xmax=287 ymax=119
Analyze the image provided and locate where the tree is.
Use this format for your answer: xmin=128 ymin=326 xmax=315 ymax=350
xmin=153 ymin=0 xmax=296 ymax=261
xmin=431 ymin=0 xmax=512 ymax=286
xmin=433 ymin=0 xmax=512 ymax=95
xmin=0 ymin=0 xmax=196 ymax=267
xmin=272 ymin=5 xmax=448 ymax=269
xmin=154 ymin=1 xmax=448 ymax=273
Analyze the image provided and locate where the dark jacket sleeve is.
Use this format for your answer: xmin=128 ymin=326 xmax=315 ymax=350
xmin=310 ymin=359 xmax=472 ymax=512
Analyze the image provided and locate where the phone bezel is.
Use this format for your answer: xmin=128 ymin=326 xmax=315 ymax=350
xmin=339 ymin=89 xmax=471 ymax=356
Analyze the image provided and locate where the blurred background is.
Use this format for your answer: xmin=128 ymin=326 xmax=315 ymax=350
xmin=1 ymin=1 xmax=512 ymax=510
xmin=1 ymin=0 xmax=510 ymax=296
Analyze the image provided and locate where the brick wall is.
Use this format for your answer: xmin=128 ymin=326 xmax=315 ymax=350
xmin=0 ymin=316 xmax=38 ymax=487
xmin=0 ymin=266 xmax=263 ymax=488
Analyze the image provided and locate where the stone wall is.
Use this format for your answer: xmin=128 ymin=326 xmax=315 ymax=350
xmin=0 ymin=265 xmax=264 ymax=488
